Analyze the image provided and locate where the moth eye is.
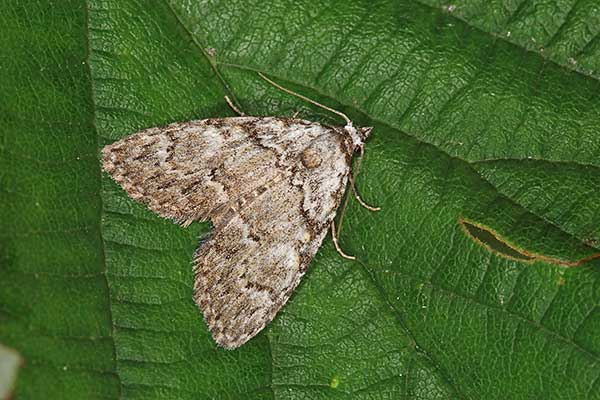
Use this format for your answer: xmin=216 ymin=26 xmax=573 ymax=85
xmin=301 ymin=148 xmax=322 ymax=169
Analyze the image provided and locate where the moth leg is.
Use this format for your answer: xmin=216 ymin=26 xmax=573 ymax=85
xmin=334 ymin=145 xmax=380 ymax=245
xmin=330 ymin=220 xmax=356 ymax=260
xmin=334 ymin=183 xmax=352 ymax=241
xmin=350 ymin=145 xmax=381 ymax=212
xmin=224 ymin=96 xmax=246 ymax=116
xmin=349 ymin=174 xmax=380 ymax=211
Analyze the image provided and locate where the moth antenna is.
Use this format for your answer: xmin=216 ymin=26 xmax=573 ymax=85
xmin=224 ymin=95 xmax=246 ymax=116
xmin=330 ymin=220 xmax=356 ymax=260
xmin=258 ymin=72 xmax=352 ymax=126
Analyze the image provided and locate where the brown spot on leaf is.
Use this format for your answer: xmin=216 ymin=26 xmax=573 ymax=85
xmin=459 ymin=217 xmax=600 ymax=267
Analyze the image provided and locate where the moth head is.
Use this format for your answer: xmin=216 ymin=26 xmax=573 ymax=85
xmin=344 ymin=123 xmax=373 ymax=152
xmin=359 ymin=126 xmax=373 ymax=140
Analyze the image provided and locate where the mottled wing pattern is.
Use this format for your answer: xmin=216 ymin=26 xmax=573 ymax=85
xmin=102 ymin=117 xmax=353 ymax=348
xmin=196 ymin=132 xmax=352 ymax=348
xmin=103 ymin=117 xmax=332 ymax=226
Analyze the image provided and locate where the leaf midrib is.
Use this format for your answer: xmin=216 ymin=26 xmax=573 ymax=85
xmin=83 ymin=0 xmax=123 ymax=398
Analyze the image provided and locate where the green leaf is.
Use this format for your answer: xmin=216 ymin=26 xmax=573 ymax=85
xmin=2 ymin=0 xmax=599 ymax=399
xmin=1 ymin=1 xmax=119 ymax=399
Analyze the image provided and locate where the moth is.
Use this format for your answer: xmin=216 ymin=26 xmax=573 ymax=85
xmin=102 ymin=73 xmax=379 ymax=349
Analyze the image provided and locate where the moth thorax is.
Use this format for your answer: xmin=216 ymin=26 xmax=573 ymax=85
xmin=301 ymin=148 xmax=322 ymax=169
xmin=344 ymin=123 xmax=372 ymax=151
